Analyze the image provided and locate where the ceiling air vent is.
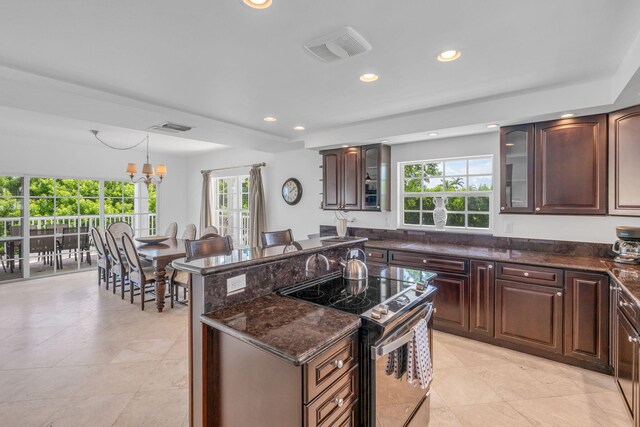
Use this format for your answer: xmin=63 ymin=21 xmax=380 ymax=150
xmin=304 ymin=26 xmax=372 ymax=63
xmin=148 ymin=122 xmax=193 ymax=133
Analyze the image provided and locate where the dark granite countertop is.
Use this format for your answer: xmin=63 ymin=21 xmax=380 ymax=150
xmin=173 ymin=236 xmax=367 ymax=275
xmin=200 ymin=294 xmax=361 ymax=366
xmin=366 ymin=238 xmax=640 ymax=304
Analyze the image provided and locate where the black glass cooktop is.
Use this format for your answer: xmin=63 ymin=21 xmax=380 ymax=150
xmin=280 ymin=273 xmax=434 ymax=317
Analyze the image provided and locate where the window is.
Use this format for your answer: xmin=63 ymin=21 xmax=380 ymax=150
xmin=0 ymin=176 xmax=157 ymax=282
xmin=400 ymin=156 xmax=493 ymax=230
xmin=213 ymin=175 xmax=250 ymax=247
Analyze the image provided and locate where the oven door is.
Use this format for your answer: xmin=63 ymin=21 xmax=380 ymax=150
xmin=371 ymin=302 xmax=433 ymax=427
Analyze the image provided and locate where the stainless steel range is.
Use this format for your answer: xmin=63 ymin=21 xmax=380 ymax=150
xmin=280 ymin=267 xmax=437 ymax=427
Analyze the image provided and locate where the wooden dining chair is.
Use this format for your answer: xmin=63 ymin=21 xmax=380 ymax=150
xmin=164 ymin=222 xmax=178 ymax=239
xmin=170 ymin=234 xmax=233 ymax=307
xmin=91 ymin=227 xmax=110 ymax=289
xmin=261 ymin=229 xmax=294 ymax=249
xmin=121 ymin=233 xmax=157 ymax=310
xmin=202 ymin=225 xmax=219 ymax=236
xmin=104 ymin=229 xmax=129 ymax=299
xmin=108 ymin=221 xmax=133 ymax=240
xmin=182 ymin=224 xmax=197 ymax=240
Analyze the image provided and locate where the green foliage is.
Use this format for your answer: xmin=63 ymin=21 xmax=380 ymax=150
xmin=468 ymin=196 xmax=490 ymax=212
xmin=446 ymin=197 xmax=466 ymax=212
xmin=422 ymin=197 xmax=435 ymax=210
xmin=30 ymin=178 xmax=54 ymax=197
xmin=80 ymin=180 xmax=99 ymax=197
xmin=404 ymin=212 xmax=420 ymax=225
xmin=104 ymin=181 xmax=122 ymax=197
xmin=421 ymin=212 xmax=434 ymax=225
xmin=0 ymin=176 xmax=23 ymax=196
xmin=469 ymin=214 xmax=489 ymax=228
xmin=404 ymin=197 xmax=419 ymax=211
xmin=446 ymin=213 xmax=465 ymax=227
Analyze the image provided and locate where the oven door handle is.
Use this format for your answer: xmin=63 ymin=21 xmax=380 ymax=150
xmin=371 ymin=303 xmax=433 ymax=360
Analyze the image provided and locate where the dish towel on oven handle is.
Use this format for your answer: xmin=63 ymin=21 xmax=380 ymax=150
xmin=407 ymin=318 xmax=433 ymax=389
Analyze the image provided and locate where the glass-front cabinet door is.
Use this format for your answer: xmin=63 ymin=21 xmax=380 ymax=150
xmin=500 ymin=124 xmax=534 ymax=213
xmin=361 ymin=144 xmax=390 ymax=211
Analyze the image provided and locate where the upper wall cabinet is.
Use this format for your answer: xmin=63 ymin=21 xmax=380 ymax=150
xmin=500 ymin=114 xmax=607 ymax=215
xmin=321 ymin=144 xmax=390 ymax=211
xmin=609 ymin=105 xmax=640 ymax=216
xmin=500 ymin=124 xmax=535 ymax=213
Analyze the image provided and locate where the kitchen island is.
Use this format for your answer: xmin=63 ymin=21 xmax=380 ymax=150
xmin=172 ymin=236 xmax=368 ymax=426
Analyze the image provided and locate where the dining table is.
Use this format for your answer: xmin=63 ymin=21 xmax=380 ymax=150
xmin=135 ymin=237 xmax=186 ymax=312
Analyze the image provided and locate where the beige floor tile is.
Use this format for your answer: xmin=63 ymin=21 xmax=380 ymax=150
xmin=561 ymin=392 xmax=632 ymax=427
xmin=10 ymin=365 xmax=103 ymax=401
xmin=163 ymin=338 xmax=188 ymax=360
xmin=75 ymin=361 xmax=159 ymax=397
xmin=448 ymin=401 xmax=534 ymax=426
xmin=55 ymin=341 xmax=128 ymax=367
xmin=139 ymin=359 xmax=188 ymax=391
xmin=428 ymin=406 xmax=464 ymax=427
xmin=109 ymin=338 xmax=176 ymax=364
xmin=0 ymin=343 xmax=77 ymax=369
xmin=44 ymin=393 xmax=135 ymax=427
xmin=469 ymin=363 xmax=557 ymax=401
xmin=431 ymin=366 xmax=503 ymax=407
xmin=0 ymin=398 xmax=71 ymax=427
xmin=429 ymin=389 xmax=447 ymax=409
xmin=113 ymin=389 xmax=188 ymax=427
xmin=433 ymin=339 xmax=464 ymax=369
xmin=508 ymin=395 xmax=622 ymax=426
xmin=0 ymin=368 xmax=47 ymax=403
xmin=439 ymin=338 xmax=514 ymax=367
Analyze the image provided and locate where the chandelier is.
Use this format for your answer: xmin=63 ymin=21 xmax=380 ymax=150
xmin=91 ymin=130 xmax=166 ymax=189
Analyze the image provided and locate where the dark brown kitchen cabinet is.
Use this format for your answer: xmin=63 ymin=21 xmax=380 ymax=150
xmin=563 ymin=271 xmax=609 ymax=365
xmin=431 ymin=272 xmax=469 ymax=333
xmin=495 ymin=279 xmax=563 ymax=354
xmin=322 ymin=147 xmax=361 ymax=211
xmin=500 ymin=124 xmax=535 ymax=213
xmin=361 ymin=144 xmax=391 ymax=211
xmin=609 ymin=105 xmax=640 ymax=216
xmin=499 ymin=114 xmax=607 ymax=215
xmin=615 ymin=304 xmax=638 ymax=422
xmin=534 ymin=115 xmax=607 ymax=215
xmin=470 ymin=260 xmax=495 ymax=337
xmin=321 ymin=144 xmax=390 ymax=211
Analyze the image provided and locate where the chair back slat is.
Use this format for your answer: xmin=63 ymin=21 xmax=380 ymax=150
xmin=121 ymin=233 xmax=142 ymax=275
xmin=91 ymin=227 xmax=107 ymax=258
xmin=185 ymin=235 xmax=233 ymax=262
xmin=261 ymin=229 xmax=294 ymax=249
xmin=164 ymin=222 xmax=178 ymax=238
xmin=182 ymin=224 xmax=197 ymax=240
xmin=108 ymin=222 xmax=133 ymax=240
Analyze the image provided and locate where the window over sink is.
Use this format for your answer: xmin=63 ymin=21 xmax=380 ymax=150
xmin=399 ymin=156 xmax=493 ymax=231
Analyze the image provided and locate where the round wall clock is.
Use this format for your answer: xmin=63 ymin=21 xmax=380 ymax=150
xmin=281 ymin=178 xmax=303 ymax=205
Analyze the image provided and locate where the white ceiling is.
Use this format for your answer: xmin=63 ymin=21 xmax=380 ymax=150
xmin=0 ymin=0 xmax=639 ymax=151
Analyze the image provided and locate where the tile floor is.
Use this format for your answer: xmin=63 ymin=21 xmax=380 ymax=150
xmin=0 ymin=270 xmax=631 ymax=426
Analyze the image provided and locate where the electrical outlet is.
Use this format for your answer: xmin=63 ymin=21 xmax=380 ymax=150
xmin=226 ymin=274 xmax=246 ymax=295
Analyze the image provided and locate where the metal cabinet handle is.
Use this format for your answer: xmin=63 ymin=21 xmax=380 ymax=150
xmin=620 ymin=301 xmax=632 ymax=308
xmin=523 ymin=272 xmax=529 ymax=277
xmin=367 ymin=253 xmax=372 ymax=257
xmin=500 ymin=207 xmax=505 ymax=211
xmin=535 ymin=207 xmax=541 ymax=212
xmin=488 ymin=264 xmax=493 ymax=269
xmin=629 ymin=336 xmax=639 ymax=344
xmin=334 ymin=398 xmax=344 ymax=408
xmin=333 ymin=359 xmax=344 ymax=369
xmin=422 ymin=259 xmax=427 ymax=264
xmin=556 ymin=292 xmax=562 ymax=297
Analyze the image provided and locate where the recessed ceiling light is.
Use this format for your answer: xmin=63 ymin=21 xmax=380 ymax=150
xmin=243 ymin=0 xmax=272 ymax=9
xmin=342 ymin=144 xmax=350 ymax=148
xmin=359 ymin=73 xmax=379 ymax=83
xmin=380 ymin=139 xmax=389 ymax=143
xmin=560 ymin=113 xmax=575 ymax=118
xmin=437 ymin=50 xmax=461 ymax=62
xmin=428 ymin=132 xmax=439 ymax=137
xmin=293 ymin=126 xmax=305 ymax=131
xmin=263 ymin=116 xmax=277 ymax=122
xmin=487 ymin=124 xmax=499 ymax=129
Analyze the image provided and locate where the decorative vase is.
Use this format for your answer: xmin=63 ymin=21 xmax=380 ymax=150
xmin=336 ymin=218 xmax=348 ymax=238
xmin=434 ymin=197 xmax=448 ymax=231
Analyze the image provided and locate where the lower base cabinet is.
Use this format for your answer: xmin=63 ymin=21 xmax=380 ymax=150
xmin=470 ymin=260 xmax=495 ymax=337
xmin=495 ymin=279 xmax=563 ymax=353
xmin=432 ymin=273 xmax=469 ymax=332
xmin=615 ymin=306 xmax=638 ymax=421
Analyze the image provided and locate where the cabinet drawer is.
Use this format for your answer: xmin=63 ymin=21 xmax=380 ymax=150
xmin=304 ymin=334 xmax=358 ymax=404
xmin=389 ymin=251 xmax=468 ymax=274
xmin=497 ymin=262 xmax=562 ymax=287
xmin=305 ymin=366 xmax=358 ymax=427
xmin=332 ymin=401 xmax=357 ymax=427
xmin=619 ymin=288 xmax=640 ymax=328
xmin=364 ymin=247 xmax=388 ymax=264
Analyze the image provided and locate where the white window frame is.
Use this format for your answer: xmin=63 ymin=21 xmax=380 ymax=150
xmin=212 ymin=175 xmax=250 ymax=248
xmin=398 ymin=155 xmax=494 ymax=233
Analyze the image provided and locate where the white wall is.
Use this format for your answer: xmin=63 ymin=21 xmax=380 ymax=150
xmin=186 ymin=133 xmax=640 ymax=244
xmin=0 ymin=134 xmax=190 ymax=231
